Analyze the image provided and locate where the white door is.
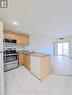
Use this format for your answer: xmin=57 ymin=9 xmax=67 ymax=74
xmin=0 ymin=21 xmax=4 ymax=95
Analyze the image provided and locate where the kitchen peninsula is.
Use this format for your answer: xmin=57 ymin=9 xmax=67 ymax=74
xmin=19 ymin=51 xmax=51 ymax=80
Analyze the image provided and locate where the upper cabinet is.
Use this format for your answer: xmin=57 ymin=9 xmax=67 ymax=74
xmin=17 ymin=34 xmax=29 ymax=45
xmin=3 ymin=30 xmax=29 ymax=45
xmin=4 ymin=30 xmax=16 ymax=40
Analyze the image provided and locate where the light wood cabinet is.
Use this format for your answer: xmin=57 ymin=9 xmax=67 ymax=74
xmin=24 ymin=54 xmax=31 ymax=70
xmin=40 ymin=56 xmax=51 ymax=80
xmin=31 ymin=55 xmax=51 ymax=80
xmin=19 ymin=53 xmax=24 ymax=65
xmin=3 ymin=30 xmax=29 ymax=45
xmin=17 ymin=34 xmax=29 ymax=45
xmin=19 ymin=52 xmax=31 ymax=70
xmin=3 ymin=30 xmax=17 ymax=40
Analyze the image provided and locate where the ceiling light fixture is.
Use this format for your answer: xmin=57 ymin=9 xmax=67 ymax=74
xmin=13 ymin=21 xmax=18 ymax=25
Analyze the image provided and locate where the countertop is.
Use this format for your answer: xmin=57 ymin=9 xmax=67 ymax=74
xmin=18 ymin=50 xmax=50 ymax=57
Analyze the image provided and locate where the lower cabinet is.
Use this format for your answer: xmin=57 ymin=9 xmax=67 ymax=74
xmin=19 ymin=53 xmax=24 ymax=65
xmin=19 ymin=53 xmax=31 ymax=70
xmin=19 ymin=52 xmax=51 ymax=80
xmin=30 ymin=55 xmax=51 ymax=80
xmin=24 ymin=54 xmax=31 ymax=70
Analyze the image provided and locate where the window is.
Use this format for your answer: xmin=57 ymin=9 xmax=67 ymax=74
xmin=57 ymin=42 xmax=69 ymax=56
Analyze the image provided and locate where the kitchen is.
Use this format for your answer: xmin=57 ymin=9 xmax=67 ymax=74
xmin=3 ymin=29 xmax=51 ymax=80
xmin=0 ymin=22 xmax=51 ymax=95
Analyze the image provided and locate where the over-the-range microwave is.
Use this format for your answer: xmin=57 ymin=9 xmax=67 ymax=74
xmin=4 ymin=39 xmax=17 ymax=44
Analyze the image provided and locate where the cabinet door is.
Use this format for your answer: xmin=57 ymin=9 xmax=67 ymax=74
xmin=19 ymin=53 xmax=24 ymax=65
xmin=24 ymin=54 xmax=30 ymax=70
xmin=17 ymin=34 xmax=29 ymax=45
xmin=4 ymin=31 xmax=17 ymax=40
xmin=41 ymin=56 xmax=51 ymax=80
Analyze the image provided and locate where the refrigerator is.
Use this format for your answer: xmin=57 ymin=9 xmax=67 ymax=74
xmin=0 ymin=21 xmax=4 ymax=95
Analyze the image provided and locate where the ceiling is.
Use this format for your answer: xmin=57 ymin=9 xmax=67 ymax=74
xmin=0 ymin=0 xmax=72 ymax=38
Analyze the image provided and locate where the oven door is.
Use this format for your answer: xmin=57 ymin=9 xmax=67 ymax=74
xmin=4 ymin=54 xmax=18 ymax=63
xmin=4 ymin=54 xmax=18 ymax=72
xmin=4 ymin=60 xmax=18 ymax=72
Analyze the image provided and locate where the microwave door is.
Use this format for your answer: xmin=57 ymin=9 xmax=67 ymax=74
xmin=4 ymin=39 xmax=17 ymax=44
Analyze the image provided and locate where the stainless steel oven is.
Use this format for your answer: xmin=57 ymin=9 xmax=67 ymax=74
xmin=3 ymin=48 xmax=19 ymax=72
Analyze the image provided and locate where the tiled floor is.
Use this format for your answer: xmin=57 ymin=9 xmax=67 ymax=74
xmin=5 ymin=65 xmax=72 ymax=95
xmin=51 ymin=56 xmax=72 ymax=75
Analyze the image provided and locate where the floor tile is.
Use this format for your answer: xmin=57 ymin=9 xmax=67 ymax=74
xmin=5 ymin=62 xmax=72 ymax=95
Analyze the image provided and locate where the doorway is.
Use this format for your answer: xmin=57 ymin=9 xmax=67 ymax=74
xmin=52 ymin=42 xmax=72 ymax=75
xmin=57 ymin=42 xmax=69 ymax=56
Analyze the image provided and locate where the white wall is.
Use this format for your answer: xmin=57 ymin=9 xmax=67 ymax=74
xmin=29 ymin=34 xmax=54 ymax=55
xmin=28 ymin=34 xmax=72 ymax=57
xmin=0 ymin=21 xmax=4 ymax=95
